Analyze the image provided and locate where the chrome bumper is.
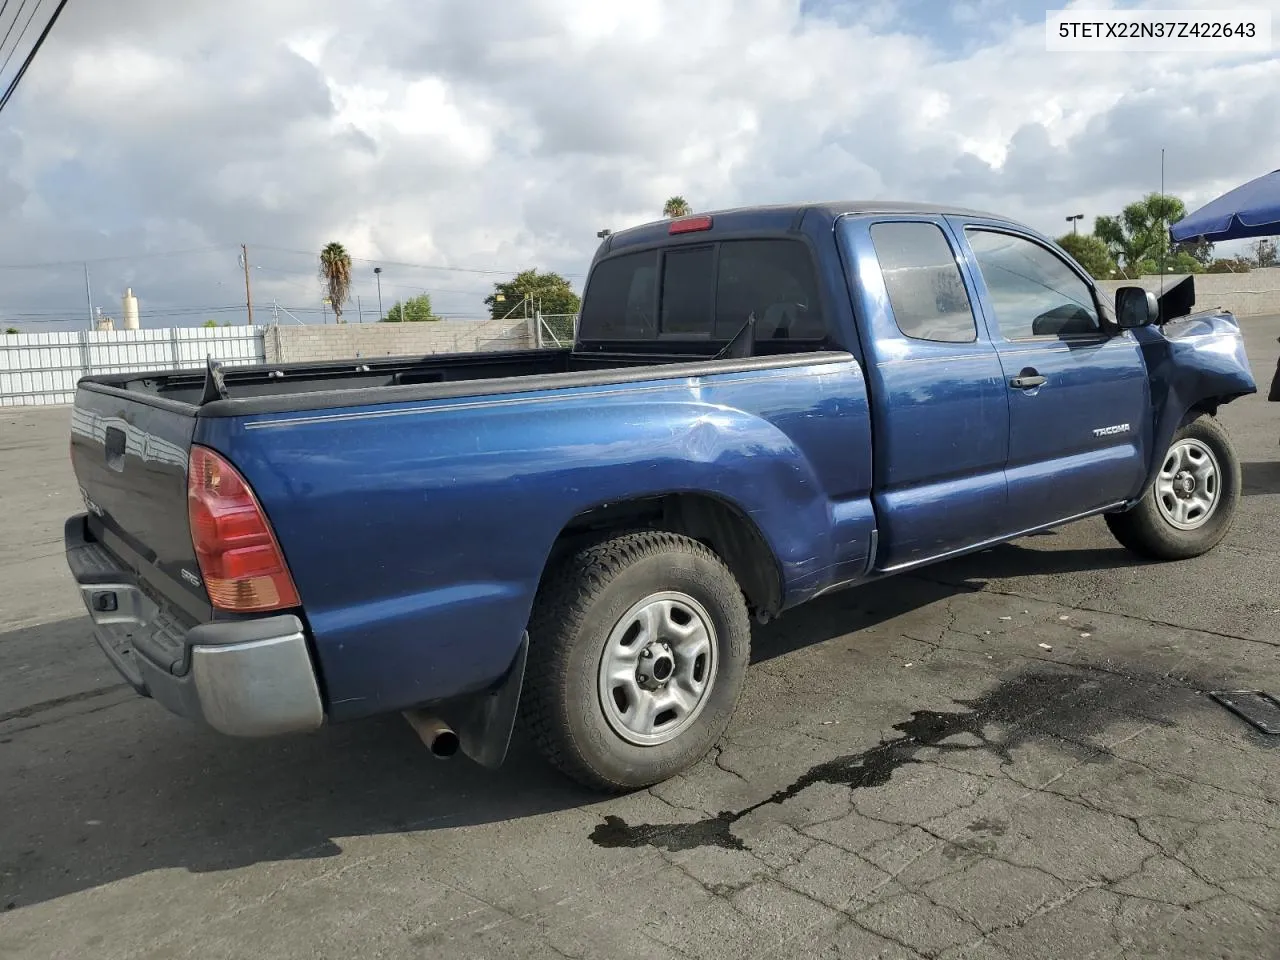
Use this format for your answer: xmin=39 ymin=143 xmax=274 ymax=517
xmin=64 ymin=514 xmax=324 ymax=737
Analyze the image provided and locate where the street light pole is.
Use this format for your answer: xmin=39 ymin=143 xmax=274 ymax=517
xmin=374 ymin=267 xmax=384 ymax=321
xmin=1065 ymin=214 xmax=1083 ymax=235
xmin=83 ymin=262 xmax=94 ymax=331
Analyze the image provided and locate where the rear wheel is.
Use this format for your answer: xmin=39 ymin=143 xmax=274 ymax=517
xmin=522 ymin=531 xmax=751 ymax=792
xmin=1105 ymin=414 xmax=1241 ymax=561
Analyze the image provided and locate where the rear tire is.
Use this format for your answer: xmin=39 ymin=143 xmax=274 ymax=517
xmin=522 ymin=531 xmax=751 ymax=792
xmin=1105 ymin=414 xmax=1240 ymax=561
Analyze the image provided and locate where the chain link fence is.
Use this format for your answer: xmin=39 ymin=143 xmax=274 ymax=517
xmin=537 ymin=313 xmax=577 ymax=347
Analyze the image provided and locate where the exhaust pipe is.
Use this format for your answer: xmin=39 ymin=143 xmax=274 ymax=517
xmin=403 ymin=710 xmax=460 ymax=759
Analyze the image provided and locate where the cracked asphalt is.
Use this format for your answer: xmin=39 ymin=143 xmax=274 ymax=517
xmin=2 ymin=317 xmax=1279 ymax=960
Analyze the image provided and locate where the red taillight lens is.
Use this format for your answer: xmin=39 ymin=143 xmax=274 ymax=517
xmin=187 ymin=445 xmax=300 ymax=613
xmin=669 ymin=215 xmax=713 ymax=235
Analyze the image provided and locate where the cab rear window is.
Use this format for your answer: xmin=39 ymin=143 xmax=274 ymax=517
xmin=577 ymin=239 xmax=826 ymax=343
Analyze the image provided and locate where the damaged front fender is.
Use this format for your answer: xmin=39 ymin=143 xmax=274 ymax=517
xmin=1132 ymin=310 xmax=1256 ymax=497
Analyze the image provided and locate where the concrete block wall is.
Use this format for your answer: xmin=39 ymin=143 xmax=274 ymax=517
xmin=264 ymin=318 xmax=533 ymax=364
xmin=1097 ymin=266 xmax=1280 ymax=318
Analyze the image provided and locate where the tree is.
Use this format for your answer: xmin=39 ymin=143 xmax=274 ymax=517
xmin=1174 ymin=237 xmax=1214 ymax=268
xmin=382 ymin=294 xmax=437 ymax=322
xmin=1164 ymin=251 xmax=1204 ymax=275
xmin=4 ymin=327 xmax=17 ymax=334
xmin=1207 ymin=257 xmax=1252 ymax=274
xmin=1250 ymin=238 xmax=1278 ymax=268
xmin=663 ymin=196 xmax=692 ymax=218
xmin=484 ymin=269 xmax=580 ymax=319
xmin=202 ymin=319 xmax=219 ymax=328
xmin=1095 ymin=193 xmax=1188 ymax=277
xmin=319 ymin=241 xmax=353 ymax=323
xmin=1055 ymin=233 xmax=1118 ymax=279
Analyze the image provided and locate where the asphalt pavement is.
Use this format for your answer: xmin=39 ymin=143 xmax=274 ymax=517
xmin=2 ymin=319 xmax=1278 ymax=960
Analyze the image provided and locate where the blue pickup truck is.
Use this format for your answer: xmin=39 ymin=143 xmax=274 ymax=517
xmin=65 ymin=202 xmax=1257 ymax=791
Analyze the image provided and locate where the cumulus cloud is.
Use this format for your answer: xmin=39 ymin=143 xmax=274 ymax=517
xmin=1 ymin=0 xmax=1276 ymax=327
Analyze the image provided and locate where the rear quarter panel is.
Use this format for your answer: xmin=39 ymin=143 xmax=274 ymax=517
xmin=194 ymin=359 xmax=873 ymax=720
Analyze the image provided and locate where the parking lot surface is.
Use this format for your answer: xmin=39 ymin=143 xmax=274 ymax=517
xmin=2 ymin=319 xmax=1278 ymax=960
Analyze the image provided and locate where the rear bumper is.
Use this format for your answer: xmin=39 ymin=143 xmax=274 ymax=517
xmin=64 ymin=514 xmax=324 ymax=737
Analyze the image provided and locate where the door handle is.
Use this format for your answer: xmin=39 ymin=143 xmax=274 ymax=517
xmin=1010 ymin=374 xmax=1046 ymax=389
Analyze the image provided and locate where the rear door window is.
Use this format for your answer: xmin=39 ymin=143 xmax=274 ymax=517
xmin=869 ymin=221 xmax=977 ymax=343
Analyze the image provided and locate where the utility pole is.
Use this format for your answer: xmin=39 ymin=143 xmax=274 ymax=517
xmin=83 ymin=262 xmax=94 ymax=330
xmin=357 ymin=295 xmax=364 ymax=324
xmin=241 ymin=244 xmax=255 ymax=325
xmin=374 ymin=267 xmax=384 ymax=321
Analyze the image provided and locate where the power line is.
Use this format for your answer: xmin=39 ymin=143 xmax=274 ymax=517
xmin=0 ymin=0 xmax=29 ymax=68
xmin=251 ymin=262 xmax=492 ymax=298
xmin=251 ymin=244 xmax=584 ymax=280
xmin=3 ymin=303 xmax=249 ymax=317
xmin=0 ymin=244 xmax=237 ymax=270
xmin=0 ymin=0 xmax=73 ymax=115
xmin=0 ymin=0 xmax=43 ymax=92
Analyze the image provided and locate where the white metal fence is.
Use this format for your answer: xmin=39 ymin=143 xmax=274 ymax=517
xmin=0 ymin=326 xmax=265 ymax=407
xmin=2 ymin=315 xmax=580 ymax=408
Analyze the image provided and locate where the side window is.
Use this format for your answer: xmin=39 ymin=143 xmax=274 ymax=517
xmin=577 ymin=251 xmax=659 ymax=340
xmin=714 ymin=240 xmax=826 ymax=340
xmin=966 ymin=229 xmax=1100 ymax=339
xmin=869 ymin=222 xmax=977 ymax=344
xmin=660 ymin=246 xmax=715 ymax=335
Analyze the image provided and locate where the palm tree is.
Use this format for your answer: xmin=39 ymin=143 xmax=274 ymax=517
xmin=663 ymin=196 xmax=692 ymax=218
xmin=319 ymin=242 xmax=353 ymax=323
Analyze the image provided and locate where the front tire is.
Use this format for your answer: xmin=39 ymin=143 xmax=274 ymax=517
xmin=1105 ymin=413 xmax=1241 ymax=561
xmin=522 ymin=531 xmax=751 ymax=792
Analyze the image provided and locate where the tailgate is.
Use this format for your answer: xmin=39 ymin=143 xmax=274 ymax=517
xmin=69 ymin=385 xmax=211 ymax=624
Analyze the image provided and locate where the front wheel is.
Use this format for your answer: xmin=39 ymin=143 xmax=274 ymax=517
xmin=522 ymin=531 xmax=751 ymax=792
xmin=1105 ymin=413 xmax=1241 ymax=561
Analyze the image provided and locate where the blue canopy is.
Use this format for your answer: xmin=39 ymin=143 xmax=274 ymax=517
xmin=1169 ymin=168 xmax=1280 ymax=243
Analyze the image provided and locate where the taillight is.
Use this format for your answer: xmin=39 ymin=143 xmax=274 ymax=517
xmin=187 ymin=445 xmax=300 ymax=613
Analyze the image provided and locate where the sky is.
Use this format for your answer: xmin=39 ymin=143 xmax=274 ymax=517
xmin=0 ymin=0 xmax=1277 ymax=329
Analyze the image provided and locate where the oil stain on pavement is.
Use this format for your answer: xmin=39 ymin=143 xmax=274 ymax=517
xmin=590 ymin=667 xmax=1177 ymax=853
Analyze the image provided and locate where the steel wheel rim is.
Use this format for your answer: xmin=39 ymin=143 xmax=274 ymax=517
xmin=1154 ymin=438 xmax=1222 ymax=531
xmin=597 ymin=591 xmax=718 ymax=747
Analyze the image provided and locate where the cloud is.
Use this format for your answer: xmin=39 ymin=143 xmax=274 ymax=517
xmin=0 ymin=0 xmax=1276 ymax=327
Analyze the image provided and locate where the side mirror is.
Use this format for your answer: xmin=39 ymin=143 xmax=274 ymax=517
xmin=1114 ymin=286 xmax=1158 ymax=329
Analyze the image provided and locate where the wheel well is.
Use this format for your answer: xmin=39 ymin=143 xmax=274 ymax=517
xmin=1185 ymin=398 xmax=1221 ymax=421
xmin=545 ymin=494 xmax=784 ymax=618
xmin=1185 ymin=390 xmax=1252 ymax=422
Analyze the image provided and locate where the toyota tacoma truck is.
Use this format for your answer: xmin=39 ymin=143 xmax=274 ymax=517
xmin=64 ymin=202 xmax=1257 ymax=791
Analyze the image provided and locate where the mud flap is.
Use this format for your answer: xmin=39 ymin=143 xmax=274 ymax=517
xmin=438 ymin=632 xmax=529 ymax=768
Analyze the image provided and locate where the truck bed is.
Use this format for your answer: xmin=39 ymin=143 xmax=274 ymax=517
xmin=80 ymin=341 xmax=832 ymax=416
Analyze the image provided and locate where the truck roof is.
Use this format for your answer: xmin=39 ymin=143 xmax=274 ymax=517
xmin=599 ymin=200 xmax=1018 ymax=255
